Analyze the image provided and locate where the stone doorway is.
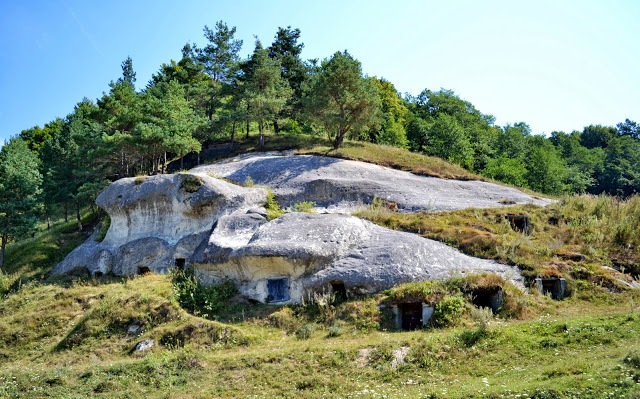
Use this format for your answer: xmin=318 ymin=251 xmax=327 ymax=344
xmin=267 ymin=278 xmax=290 ymax=303
xmin=330 ymin=280 xmax=347 ymax=301
xmin=399 ymin=302 xmax=423 ymax=331
xmin=470 ymin=287 xmax=504 ymax=314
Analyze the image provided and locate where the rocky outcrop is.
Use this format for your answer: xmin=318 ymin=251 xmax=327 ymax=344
xmin=54 ymin=154 xmax=534 ymax=304
xmin=194 ymin=213 xmax=521 ymax=303
xmin=192 ymin=153 xmax=553 ymax=212
xmin=97 ymin=173 xmax=265 ymax=247
xmin=52 ymin=173 xmax=267 ymax=276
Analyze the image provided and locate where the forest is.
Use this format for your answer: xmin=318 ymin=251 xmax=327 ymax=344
xmin=1 ymin=21 xmax=639 ymax=267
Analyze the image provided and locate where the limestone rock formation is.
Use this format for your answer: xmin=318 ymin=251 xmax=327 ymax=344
xmin=192 ymin=153 xmax=553 ymax=212
xmin=193 ymin=213 xmax=521 ymax=303
xmin=54 ymin=153 xmax=536 ymax=304
xmin=52 ymin=173 xmax=267 ymax=276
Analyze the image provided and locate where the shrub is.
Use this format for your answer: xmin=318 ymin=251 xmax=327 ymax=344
xmin=265 ymin=190 xmax=284 ymax=220
xmin=293 ymin=201 xmax=316 ymax=213
xmin=171 ymin=269 xmax=237 ymax=319
xmin=301 ymin=290 xmax=336 ymax=322
xmin=243 ymin=176 xmax=255 ymax=187
xmin=335 ymin=299 xmax=380 ymax=332
xmin=134 ymin=175 xmax=146 ymax=185
xmin=624 ymin=349 xmax=640 ymax=369
xmin=432 ymin=294 xmax=465 ymax=327
xmin=267 ymin=307 xmax=300 ymax=333
xmin=295 ymin=323 xmax=315 ymax=340
xmin=180 ymin=175 xmax=203 ymax=193
xmin=327 ymin=322 xmax=343 ymax=337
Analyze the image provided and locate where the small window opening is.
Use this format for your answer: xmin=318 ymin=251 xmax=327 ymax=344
xmin=267 ymin=278 xmax=290 ymax=303
xmin=137 ymin=266 xmax=151 ymax=275
xmin=175 ymin=258 xmax=186 ymax=270
xmin=470 ymin=287 xmax=503 ymax=314
xmin=505 ymin=214 xmax=530 ymax=233
xmin=399 ymin=302 xmax=423 ymax=331
xmin=330 ymin=280 xmax=347 ymax=301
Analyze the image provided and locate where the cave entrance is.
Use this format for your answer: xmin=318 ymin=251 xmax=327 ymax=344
xmin=175 ymin=258 xmax=186 ymax=270
xmin=399 ymin=302 xmax=423 ymax=331
xmin=470 ymin=287 xmax=504 ymax=314
xmin=267 ymin=278 xmax=290 ymax=303
xmin=330 ymin=280 xmax=347 ymax=301
xmin=535 ymin=277 xmax=567 ymax=300
xmin=505 ymin=214 xmax=530 ymax=233
xmin=137 ymin=266 xmax=151 ymax=275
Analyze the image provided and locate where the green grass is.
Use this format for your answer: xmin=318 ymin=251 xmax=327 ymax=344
xmin=356 ymin=194 xmax=640 ymax=289
xmin=0 ymin=140 xmax=639 ymax=398
xmin=0 ymin=273 xmax=637 ymax=398
xmin=208 ymin=132 xmax=481 ymax=181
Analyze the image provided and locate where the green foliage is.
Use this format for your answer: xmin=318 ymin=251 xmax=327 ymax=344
xmin=327 ymin=321 xmax=343 ymax=337
xmin=293 ymin=201 xmax=315 ymax=213
xmin=171 ymin=269 xmax=237 ymax=319
xmin=303 ymin=51 xmax=382 ymax=149
xmin=265 ymin=190 xmax=284 ymax=220
xmin=243 ymin=176 xmax=255 ymax=187
xmin=179 ymin=175 xmax=203 ymax=193
xmin=242 ymin=40 xmax=293 ymax=146
xmin=624 ymin=349 xmax=640 ymax=369
xmin=483 ymin=155 xmax=528 ymax=187
xmin=95 ymin=214 xmax=111 ymax=243
xmin=432 ymin=294 xmax=466 ymax=327
xmin=294 ymin=323 xmax=315 ymax=340
xmin=366 ymin=78 xmax=409 ymax=147
xmin=0 ymin=137 xmax=43 ymax=268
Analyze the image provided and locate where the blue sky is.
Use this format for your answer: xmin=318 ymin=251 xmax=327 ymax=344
xmin=1 ymin=0 xmax=639 ymax=145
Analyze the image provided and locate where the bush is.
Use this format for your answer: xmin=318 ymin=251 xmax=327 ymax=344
xmin=265 ymin=190 xmax=284 ymax=220
xmin=267 ymin=307 xmax=300 ymax=333
xmin=180 ymin=175 xmax=203 ymax=193
xmin=432 ymin=294 xmax=465 ymax=327
xmin=293 ymin=201 xmax=316 ymax=213
xmin=295 ymin=323 xmax=315 ymax=340
xmin=624 ymin=349 xmax=640 ymax=369
xmin=327 ymin=322 xmax=343 ymax=337
xmin=171 ymin=269 xmax=237 ymax=319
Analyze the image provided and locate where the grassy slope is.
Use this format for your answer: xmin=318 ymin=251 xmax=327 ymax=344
xmin=1 ymin=139 xmax=639 ymax=398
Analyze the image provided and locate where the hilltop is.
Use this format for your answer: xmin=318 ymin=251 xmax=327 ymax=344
xmin=1 ymin=140 xmax=639 ymax=398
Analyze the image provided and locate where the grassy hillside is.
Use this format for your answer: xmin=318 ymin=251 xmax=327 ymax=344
xmin=203 ymin=133 xmax=481 ymax=181
xmin=1 ymin=141 xmax=639 ymax=398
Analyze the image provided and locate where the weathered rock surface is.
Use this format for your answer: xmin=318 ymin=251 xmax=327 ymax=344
xmin=54 ymin=154 xmax=527 ymax=304
xmin=52 ymin=173 xmax=267 ymax=276
xmin=194 ymin=213 xmax=522 ymax=303
xmin=98 ymin=173 xmax=265 ymax=247
xmin=192 ymin=153 xmax=552 ymax=212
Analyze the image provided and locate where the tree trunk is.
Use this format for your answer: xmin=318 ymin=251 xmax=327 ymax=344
xmin=333 ymin=129 xmax=346 ymax=149
xmin=64 ymin=204 xmax=68 ymax=223
xmin=180 ymin=155 xmax=184 ymax=170
xmin=273 ymin=119 xmax=280 ymax=135
xmin=163 ymin=152 xmax=167 ymax=174
xmin=76 ymin=201 xmax=83 ymax=232
xmin=231 ymin=121 xmax=236 ymax=146
xmin=246 ymin=119 xmax=250 ymax=139
xmin=259 ymin=120 xmax=265 ymax=148
xmin=0 ymin=234 xmax=6 ymax=269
